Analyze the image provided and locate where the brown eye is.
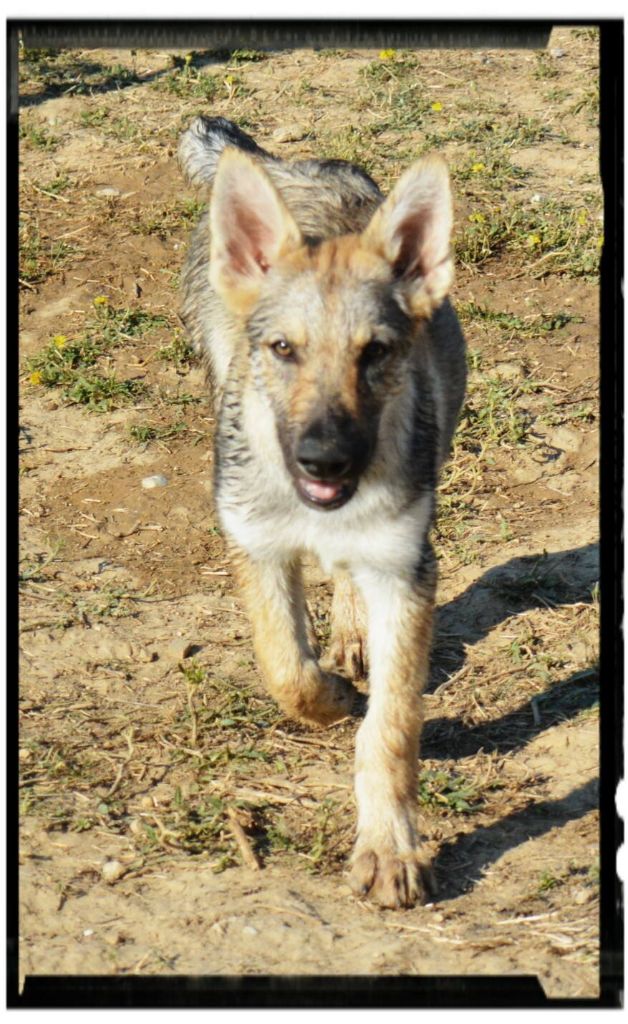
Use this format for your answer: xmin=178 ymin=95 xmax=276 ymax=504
xmin=361 ymin=340 xmax=389 ymax=366
xmin=270 ymin=339 xmax=295 ymax=360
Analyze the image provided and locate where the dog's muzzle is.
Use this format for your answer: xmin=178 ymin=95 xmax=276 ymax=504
xmin=293 ymin=413 xmax=370 ymax=510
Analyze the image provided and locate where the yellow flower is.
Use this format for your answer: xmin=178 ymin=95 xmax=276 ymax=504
xmin=93 ymin=295 xmax=108 ymax=307
xmin=527 ymin=233 xmax=542 ymax=247
xmin=431 ymin=101 xmax=443 ymax=112
xmin=224 ymin=74 xmax=235 ymax=85
xmin=468 ymin=212 xmax=486 ymax=223
xmin=577 ymin=210 xmax=588 ymax=226
xmin=52 ymin=334 xmax=67 ymax=348
xmin=471 ymin=162 xmax=485 ymax=173
xmin=29 ymin=371 xmax=43 ymax=386
xmin=379 ymin=49 xmax=396 ymax=60
xmin=184 ymin=53 xmax=193 ymax=65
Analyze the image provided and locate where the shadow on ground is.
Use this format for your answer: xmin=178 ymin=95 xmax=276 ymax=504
xmin=431 ymin=541 xmax=599 ymax=686
xmin=432 ymin=777 xmax=599 ymax=900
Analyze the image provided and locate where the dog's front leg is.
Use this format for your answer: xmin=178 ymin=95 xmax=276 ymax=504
xmin=232 ymin=546 xmax=357 ymax=727
xmin=349 ymin=566 xmax=435 ymax=908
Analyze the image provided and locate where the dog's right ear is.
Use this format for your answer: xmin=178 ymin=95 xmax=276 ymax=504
xmin=209 ymin=149 xmax=302 ymax=315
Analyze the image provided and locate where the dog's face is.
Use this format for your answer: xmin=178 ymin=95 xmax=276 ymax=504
xmin=209 ymin=150 xmax=453 ymax=510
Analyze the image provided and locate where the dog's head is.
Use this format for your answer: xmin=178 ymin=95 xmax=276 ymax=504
xmin=209 ymin=149 xmax=453 ymax=510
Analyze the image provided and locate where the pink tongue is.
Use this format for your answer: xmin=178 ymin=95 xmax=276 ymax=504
xmin=301 ymin=479 xmax=342 ymax=502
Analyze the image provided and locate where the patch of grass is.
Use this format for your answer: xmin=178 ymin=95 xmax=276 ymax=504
xmin=458 ymin=371 xmax=540 ymax=450
xmin=427 ymin=113 xmax=559 ymax=150
xmin=131 ymin=198 xmax=205 ymax=240
xmin=571 ymin=82 xmax=599 ymax=122
xmin=158 ymin=65 xmax=219 ymax=101
xmin=19 ymin=224 xmax=75 ymax=284
xmin=158 ymin=331 xmax=196 ymax=367
xmin=105 ymin=116 xmax=141 ymax=142
xmin=417 ymin=769 xmax=482 ymax=814
xmin=229 ymin=48 xmax=267 ymax=65
xmin=538 ymin=869 xmax=563 ymax=893
xmin=453 ymin=153 xmax=528 ymax=190
xmin=24 ymin=301 xmax=167 ymax=411
xmin=64 ymin=375 xmax=147 ymax=412
xmin=458 ymin=301 xmax=584 ymax=337
xmin=79 ymin=107 xmax=109 ymax=127
xmin=533 ymin=53 xmax=559 ymax=80
xmin=39 ymin=173 xmax=72 ymax=195
xmin=455 ymin=199 xmax=601 ymax=278
xmin=19 ymin=121 xmax=59 ymax=150
xmin=130 ymin=420 xmax=190 ymax=445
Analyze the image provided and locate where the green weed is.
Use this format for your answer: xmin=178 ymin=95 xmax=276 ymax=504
xmin=417 ymin=769 xmax=482 ymax=813
xmin=24 ymin=302 xmax=166 ymax=411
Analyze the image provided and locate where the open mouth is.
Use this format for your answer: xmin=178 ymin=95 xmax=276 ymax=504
xmin=295 ymin=477 xmax=356 ymax=510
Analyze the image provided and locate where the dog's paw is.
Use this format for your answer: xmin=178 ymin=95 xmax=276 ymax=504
xmin=348 ymin=848 xmax=431 ymax=909
xmin=324 ymin=631 xmax=368 ymax=683
xmin=287 ymin=662 xmax=359 ymax=728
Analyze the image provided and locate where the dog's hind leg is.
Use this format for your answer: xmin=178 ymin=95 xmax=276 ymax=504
xmin=348 ymin=563 xmax=436 ymax=909
xmin=322 ymin=570 xmax=368 ymax=683
xmin=232 ymin=547 xmax=358 ymax=727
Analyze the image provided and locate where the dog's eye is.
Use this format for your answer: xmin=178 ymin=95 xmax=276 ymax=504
xmin=361 ymin=340 xmax=389 ymax=366
xmin=270 ymin=339 xmax=295 ymax=360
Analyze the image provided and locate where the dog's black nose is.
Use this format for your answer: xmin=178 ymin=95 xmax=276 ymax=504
xmin=296 ymin=447 xmax=352 ymax=481
xmin=295 ymin=413 xmax=366 ymax=481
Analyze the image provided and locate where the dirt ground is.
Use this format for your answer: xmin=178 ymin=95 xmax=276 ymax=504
xmin=18 ymin=27 xmax=602 ymax=1000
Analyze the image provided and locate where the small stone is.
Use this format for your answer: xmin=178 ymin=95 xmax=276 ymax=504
xmin=543 ymin=425 xmax=583 ymax=453
xmin=141 ymin=474 xmax=168 ymax=489
xmin=97 ymin=639 xmax=134 ymax=662
xmin=550 ymin=47 xmax=566 ymax=58
xmin=167 ymin=638 xmax=195 ymax=660
xmin=96 ymin=186 xmax=122 ymax=197
xmin=494 ymin=361 xmax=524 ymax=381
xmin=136 ymin=646 xmax=157 ymax=663
xmin=242 ymin=925 xmax=258 ymax=936
xmin=102 ymin=859 xmax=126 ymax=884
xmin=272 ymin=125 xmax=307 ymax=144
xmin=574 ymin=888 xmax=592 ymax=906
xmin=83 ymin=928 xmax=95 ymax=938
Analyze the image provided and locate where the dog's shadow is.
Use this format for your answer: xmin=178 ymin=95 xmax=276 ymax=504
xmin=431 ymin=777 xmax=599 ymax=902
xmin=430 ymin=541 xmax=599 ymax=687
xmin=415 ymin=541 xmax=599 ymax=901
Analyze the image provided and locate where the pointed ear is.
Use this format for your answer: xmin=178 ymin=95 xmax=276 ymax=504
xmin=362 ymin=156 xmax=453 ymax=316
xmin=209 ymin=149 xmax=302 ymax=315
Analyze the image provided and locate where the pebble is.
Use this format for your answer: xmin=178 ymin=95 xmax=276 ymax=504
xmin=493 ymin=361 xmax=524 ymax=381
xmin=95 ymin=186 xmax=122 ymax=198
xmin=167 ymin=638 xmax=195 ymax=660
xmin=101 ymin=859 xmax=126 ymax=884
xmin=97 ymin=638 xmax=134 ymax=662
xmin=141 ymin=473 xmax=168 ymax=489
xmin=550 ymin=47 xmax=566 ymax=58
xmin=242 ymin=925 xmax=258 ymax=936
xmin=574 ymin=888 xmax=593 ymax=906
xmin=543 ymin=425 xmax=583 ymax=453
xmin=272 ymin=125 xmax=307 ymax=144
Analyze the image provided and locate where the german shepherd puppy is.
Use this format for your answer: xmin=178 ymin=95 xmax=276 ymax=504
xmin=179 ymin=116 xmax=466 ymax=908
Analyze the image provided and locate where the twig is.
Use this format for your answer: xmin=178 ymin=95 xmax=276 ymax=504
xmin=227 ymin=807 xmax=261 ymax=870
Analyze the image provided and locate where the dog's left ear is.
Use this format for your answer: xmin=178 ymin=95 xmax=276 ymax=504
xmin=362 ymin=156 xmax=453 ymax=315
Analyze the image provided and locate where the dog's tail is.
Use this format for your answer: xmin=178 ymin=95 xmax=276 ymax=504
xmin=178 ymin=116 xmax=275 ymax=188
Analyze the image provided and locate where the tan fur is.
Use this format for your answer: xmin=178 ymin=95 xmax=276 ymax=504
xmin=232 ymin=545 xmax=356 ymax=727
